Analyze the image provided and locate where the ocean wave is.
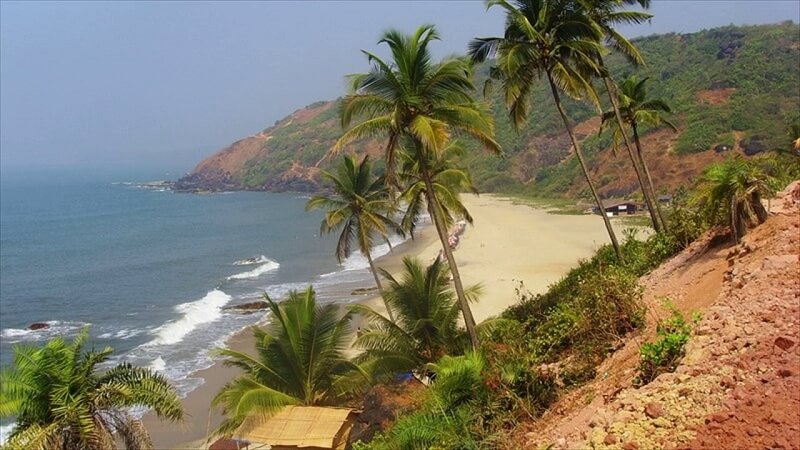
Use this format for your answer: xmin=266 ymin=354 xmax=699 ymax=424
xmin=0 ymin=422 xmax=15 ymax=445
xmin=97 ymin=328 xmax=147 ymax=340
xmin=227 ymin=259 xmax=280 ymax=280
xmin=149 ymin=356 xmax=166 ymax=372
xmin=341 ymin=234 xmax=407 ymax=271
xmin=150 ymin=289 xmax=232 ymax=346
xmin=232 ymin=255 xmax=271 ymax=266
xmin=0 ymin=321 xmax=90 ymax=343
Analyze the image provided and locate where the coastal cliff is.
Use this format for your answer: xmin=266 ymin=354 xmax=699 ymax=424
xmin=175 ymin=22 xmax=799 ymax=196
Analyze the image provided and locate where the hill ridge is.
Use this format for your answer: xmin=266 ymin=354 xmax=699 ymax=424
xmin=174 ymin=21 xmax=800 ymax=197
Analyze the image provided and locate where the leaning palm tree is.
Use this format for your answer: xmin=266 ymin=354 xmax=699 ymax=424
xmin=469 ymin=0 xmax=624 ymax=260
xmin=581 ymin=0 xmax=664 ymax=232
xmin=397 ymin=140 xmax=485 ymax=349
xmin=0 ymin=328 xmax=183 ymax=450
xmin=350 ymin=257 xmax=481 ymax=380
xmin=306 ymin=155 xmax=403 ymax=322
xmin=601 ymin=75 xmax=677 ymax=230
xmin=335 ymin=25 xmax=501 ymax=349
xmin=212 ymin=287 xmax=363 ymax=435
xmin=695 ymin=157 xmax=771 ymax=243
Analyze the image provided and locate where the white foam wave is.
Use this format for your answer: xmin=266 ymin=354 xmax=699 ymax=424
xmin=150 ymin=290 xmax=232 ymax=346
xmin=0 ymin=422 xmax=15 ymax=445
xmin=341 ymin=234 xmax=407 ymax=271
xmin=149 ymin=356 xmax=166 ymax=372
xmin=0 ymin=321 xmax=90 ymax=343
xmin=233 ymin=255 xmax=271 ymax=266
xmin=227 ymin=259 xmax=279 ymax=280
xmin=97 ymin=328 xmax=146 ymax=340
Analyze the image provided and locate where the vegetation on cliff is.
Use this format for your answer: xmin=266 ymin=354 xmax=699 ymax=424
xmin=178 ymin=21 xmax=799 ymax=199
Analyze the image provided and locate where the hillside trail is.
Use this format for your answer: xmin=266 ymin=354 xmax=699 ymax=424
xmin=519 ymin=181 xmax=800 ymax=450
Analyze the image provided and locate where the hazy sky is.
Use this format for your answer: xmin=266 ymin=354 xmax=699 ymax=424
xmin=1 ymin=1 xmax=798 ymax=174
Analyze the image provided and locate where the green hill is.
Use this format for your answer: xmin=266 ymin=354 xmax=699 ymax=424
xmin=175 ymin=21 xmax=799 ymax=197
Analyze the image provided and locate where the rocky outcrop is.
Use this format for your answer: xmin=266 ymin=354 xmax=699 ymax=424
xmin=222 ymin=301 xmax=269 ymax=313
xmin=28 ymin=322 xmax=50 ymax=330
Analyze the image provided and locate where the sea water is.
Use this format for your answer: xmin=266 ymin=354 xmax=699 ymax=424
xmin=0 ymin=169 xmax=408 ymax=438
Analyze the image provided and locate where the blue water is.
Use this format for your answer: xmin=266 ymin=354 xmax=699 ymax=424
xmin=0 ymin=170 xmax=404 ymax=402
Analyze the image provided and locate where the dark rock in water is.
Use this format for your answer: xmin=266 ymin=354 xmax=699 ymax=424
xmin=351 ymin=287 xmax=379 ymax=296
xmin=222 ymin=301 xmax=269 ymax=313
xmin=28 ymin=322 xmax=50 ymax=330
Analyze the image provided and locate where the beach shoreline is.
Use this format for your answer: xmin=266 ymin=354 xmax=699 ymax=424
xmin=143 ymin=194 xmax=625 ymax=448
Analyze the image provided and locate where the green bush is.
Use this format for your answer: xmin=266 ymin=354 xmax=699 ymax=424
xmin=634 ymin=304 xmax=695 ymax=386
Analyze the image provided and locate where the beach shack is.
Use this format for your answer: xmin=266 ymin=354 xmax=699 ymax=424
xmin=593 ymin=201 xmax=639 ymax=217
xmin=234 ymin=406 xmax=358 ymax=450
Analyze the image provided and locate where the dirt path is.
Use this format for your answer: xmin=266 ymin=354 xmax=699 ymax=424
xmin=521 ymin=182 xmax=800 ymax=450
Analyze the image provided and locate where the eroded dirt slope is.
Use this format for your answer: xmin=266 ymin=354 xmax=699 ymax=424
xmin=522 ymin=181 xmax=800 ymax=450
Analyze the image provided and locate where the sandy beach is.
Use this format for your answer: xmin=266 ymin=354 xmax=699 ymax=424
xmin=143 ymin=194 xmax=625 ymax=448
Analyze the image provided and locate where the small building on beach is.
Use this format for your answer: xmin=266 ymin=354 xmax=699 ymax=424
xmin=234 ymin=406 xmax=358 ymax=450
xmin=593 ymin=201 xmax=640 ymax=217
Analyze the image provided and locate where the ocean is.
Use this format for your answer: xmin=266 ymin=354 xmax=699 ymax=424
xmin=0 ymin=169 xmax=407 ymax=439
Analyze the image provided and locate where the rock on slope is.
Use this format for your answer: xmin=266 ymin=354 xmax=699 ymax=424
xmin=523 ymin=181 xmax=800 ymax=450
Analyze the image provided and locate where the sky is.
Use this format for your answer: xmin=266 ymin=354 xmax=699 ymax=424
xmin=1 ymin=1 xmax=798 ymax=175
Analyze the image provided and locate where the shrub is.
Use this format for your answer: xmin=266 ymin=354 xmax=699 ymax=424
xmin=634 ymin=304 xmax=696 ymax=386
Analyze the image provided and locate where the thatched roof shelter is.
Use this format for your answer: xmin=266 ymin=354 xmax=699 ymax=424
xmin=235 ymin=406 xmax=358 ymax=450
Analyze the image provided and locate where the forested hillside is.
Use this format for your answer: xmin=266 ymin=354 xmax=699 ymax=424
xmin=175 ymin=22 xmax=799 ymax=197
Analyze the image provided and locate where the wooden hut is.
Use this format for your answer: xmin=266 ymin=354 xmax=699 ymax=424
xmin=235 ymin=406 xmax=358 ymax=450
xmin=593 ymin=201 xmax=639 ymax=216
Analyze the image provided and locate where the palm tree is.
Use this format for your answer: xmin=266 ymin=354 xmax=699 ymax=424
xmin=0 ymin=328 xmax=183 ymax=450
xmin=695 ymin=157 xmax=771 ymax=243
xmin=581 ymin=0 xmax=664 ymax=232
xmin=306 ymin=155 xmax=403 ymax=322
xmin=469 ymin=0 xmax=624 ymax=261
xmin=335 ymin=25 xmax=501 ymax=349
xmin=334 ymin=25 xmax=501 ymax=188
xmin=212 ymin=287 xmax=363 ymax=435
xmin=350 ymin=257 xmax=481 ymax=379
xmin=397 ymin=140 xmax=486 ymax=349
xmin=366 ymin=353 xmax=487 ymax=449
xmin=601 ymin=75 xmax=677 ymax=231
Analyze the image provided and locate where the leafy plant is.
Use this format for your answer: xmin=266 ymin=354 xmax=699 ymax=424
xmin=212 ymin=287 xmax=363 ymax=435
xmin=0 ymin=328 xmax=183 ymax=450
xmin=350 ymin=257 xmax=481 ymax=380
xmin=634 ymin=304 xmax=695 ymax=386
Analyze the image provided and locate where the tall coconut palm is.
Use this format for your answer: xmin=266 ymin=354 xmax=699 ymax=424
xmin=0 ymin=328 xmax=183 ymax=450
xmin=334 ymin=25 xmax=501 ymax=188
xmin=396 ymin=140 xmax=484 ymax=349
xmin=601 ymin=75 xmax=676 ymax=230
xmin=695 ymin=157 xmax=771 ymax=243
xmin=212 ymin=287 xmax=363 ymax=435
xmin=335 ymin=25 xmax=501 ymax=349
xmin=580 ymin=0 xmax=664 ymax=232
xmin=469 ymin=0 xmax=624 ymax=261
xmin=306 ymin=155 xmax=403 ymax=322
xmin=350 ymin=257 xmax=481 ymax=379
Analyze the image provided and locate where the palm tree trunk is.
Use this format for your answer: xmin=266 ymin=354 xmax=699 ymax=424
xmin=366 ymin=250 xmax=395 ymax=323
xmin=421 ymin=172 xmax=480 ymax=350
xmin=600 ymin=73 xmax=661 ymax=232
xmin=546 ymin=73 xmax=623 ymax=261
xmin=632 ymin=123 xmax=669 ymax=233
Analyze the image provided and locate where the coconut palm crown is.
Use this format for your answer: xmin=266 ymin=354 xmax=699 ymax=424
xmin=469 ymin=0 xmax=624 ymax=260
xmin=0 ymin=328 xmax=183 ymax=450
xmin=306 ymin=154 xmax=403 ymax=322
xmin=695 ymin=157 xmax=771 ymax=243
xmin=350 ymin=257 xmax=481 ymax=379
xmin=334 ymin=24 xmax=500 ymax=188
xmin=211 ymin=287 xmax=363 ymax=435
